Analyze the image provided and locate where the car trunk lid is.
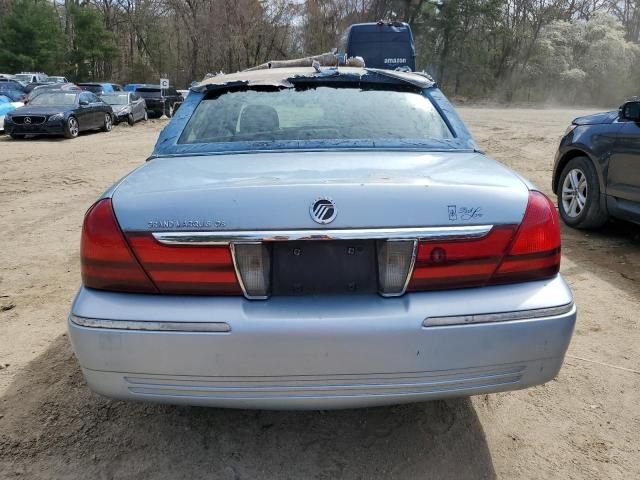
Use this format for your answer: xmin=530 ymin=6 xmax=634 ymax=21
xmin=111 ymin=150 xmax=530 ymax=232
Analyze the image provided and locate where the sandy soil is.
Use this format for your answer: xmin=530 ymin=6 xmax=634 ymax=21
xmin=0 ymin=109 xmax=639 ymax=479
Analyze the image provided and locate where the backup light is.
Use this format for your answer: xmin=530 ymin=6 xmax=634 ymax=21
xmin=232 ymin=243 xmax=271 ymax=298
xmin=377 ymin=240 xmax=416 ymax=296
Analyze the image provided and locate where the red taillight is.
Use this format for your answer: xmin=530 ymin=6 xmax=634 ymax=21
xmin=407 ymin=226 xmax=517 ymax=291
xmin=81 ymin=198 xmax=242 ymax=295
xmin=490 ymin=190 xmax=561 ymax=284
xmin=81 ymin=191 xmax=560 ymax=297
xmin=81 ymin=199 xmax=158 ymax=293
xmin=407 ymin=191 xmax=561 ymax=291
xmin=126 ymin=234 xmax=242 ymax=295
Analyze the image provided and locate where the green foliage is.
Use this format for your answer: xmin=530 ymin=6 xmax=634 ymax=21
xmin=1 ymin=0 xmax=638 ymax=105
xmin=0 ymin=0 xmax=65 ymax=73
xmin=413 ymin=0 xmax=503 ymax=97
xmin=68 ymin=5 xmax=119 ymax=80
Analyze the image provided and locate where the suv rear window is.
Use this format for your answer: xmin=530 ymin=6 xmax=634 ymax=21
xmin=179 ymin=87 xmax=452 ymax=144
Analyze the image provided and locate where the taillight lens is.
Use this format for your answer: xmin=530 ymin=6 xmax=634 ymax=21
xmin=407 ymin=226 xmax=517 ymax=291
xmin=407 ymin=191 xmax=561 ymax=291
xmin=490 ymin=190 xmax=561 ymax=284
xmin=81 ymin=191 xmax=560 ymax=297
xmin=81 ymin=199 xmax=157 ymax=293
xmin=126 ymin=234 xmax=242 ymax=295
xmin=81 ymin=198 xmax=243 ymax=295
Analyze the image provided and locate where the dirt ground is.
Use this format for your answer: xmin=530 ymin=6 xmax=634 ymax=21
xmin=0 ymin=109 xmax=639 ymax=479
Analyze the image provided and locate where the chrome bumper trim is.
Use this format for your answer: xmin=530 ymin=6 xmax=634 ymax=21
xmin=152 ymin=225 xmax=494 ymax=245
xmin=69 ymin=315 xmax=231 ymax=332
xmin=423 ymin=303 xmax=575 ymax=327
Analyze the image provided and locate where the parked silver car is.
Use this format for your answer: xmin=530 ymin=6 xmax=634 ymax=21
xmin=101 ymin=92 xmax=148 ymax=125
xmin=69 ymin=67 xmax=576 ymax=410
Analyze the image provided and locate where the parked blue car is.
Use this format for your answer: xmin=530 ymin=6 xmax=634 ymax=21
xmin=78 ymin=83 xmax=123 ymax=95
xmin=0 ymin=82 xmax=26 ymax=102
xmin=68 ymin=66 xmax=575 ymax=410
xmin=0 ymin=95 xmax=23 ymax=132
xmin=123 ymin=83 xmax=145 ymax=92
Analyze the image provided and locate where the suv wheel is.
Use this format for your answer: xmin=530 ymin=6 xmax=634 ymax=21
xmin=64 ymin=116 xmax=79 ymax=139
xmin=10 ymin=134 xmax=25 ymax=140
xmin=557 ymin=156 xmax=608 ymax=228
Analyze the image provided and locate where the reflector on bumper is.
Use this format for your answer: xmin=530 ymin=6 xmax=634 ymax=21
xmin=70 ymin=315 xmax=231 ymax=332
xmin=422 ymin=303 xmax=574 ymax=327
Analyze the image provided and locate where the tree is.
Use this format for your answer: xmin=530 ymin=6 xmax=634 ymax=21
xmin=67 ymin=4 xmax=119 ymax=80
xmin=528 ymin=14 xmax=640 ymax=104
xmin=0 ymin=0 xmax=66 ymax=73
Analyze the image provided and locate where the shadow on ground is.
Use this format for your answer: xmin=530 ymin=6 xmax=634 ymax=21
xmin=560 ymin=219 xmax=640 ymax=296
xmin=0 ymin=335 xmax=496 ymax=480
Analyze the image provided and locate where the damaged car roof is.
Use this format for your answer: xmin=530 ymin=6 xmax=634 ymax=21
xmin=150 ymin=67 xmax=476 ymax=158
xmin=191 ymin=67 xmax=435 ymax=92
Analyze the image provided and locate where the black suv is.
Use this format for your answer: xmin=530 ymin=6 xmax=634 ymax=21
xmin=553 ymin=98 xmax=640 ymax=228
xmin=136 ymin=85 xmax=182 ymax=118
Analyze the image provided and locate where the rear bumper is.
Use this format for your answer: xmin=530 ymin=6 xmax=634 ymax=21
xmin=68 ymin=275 xmax=576 ymax=409
xmin=145 ymin=100 xmax=164 ymax=113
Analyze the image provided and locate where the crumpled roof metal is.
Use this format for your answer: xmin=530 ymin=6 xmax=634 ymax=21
xmin=191 ymin=67 xmax=434 ymax=93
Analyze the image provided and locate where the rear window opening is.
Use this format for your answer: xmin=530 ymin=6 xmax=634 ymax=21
xmin=178 ymin=87 xmax=453 ymax=145
xmin=79 ymin=84 xmax=103 ymax=94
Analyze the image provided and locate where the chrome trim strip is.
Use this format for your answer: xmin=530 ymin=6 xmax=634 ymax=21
xmin=379 ymin=239 xmax=418 ymax=298
xmin=229 ymin=242 xmax=270 ymax=300
xmin=70 ymin=315 xmax=231 ymax=332
xmin=153 ymin=225 xmax=493 ymax=245
xmin=422 ymin=303 xmax=575 ymax=327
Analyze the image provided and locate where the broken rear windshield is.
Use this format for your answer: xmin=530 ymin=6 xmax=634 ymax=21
xmin=178 ymin=87 xmax=452 ymax=145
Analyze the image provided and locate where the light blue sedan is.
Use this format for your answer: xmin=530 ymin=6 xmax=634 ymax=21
xmin=0 ymin=95 xmax=23 ymax=132
xmin=69 ymin=67 xmax=576 ymax=409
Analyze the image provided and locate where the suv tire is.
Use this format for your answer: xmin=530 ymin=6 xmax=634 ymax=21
xmin=557 ymin=156 xmax=608 ymax=229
